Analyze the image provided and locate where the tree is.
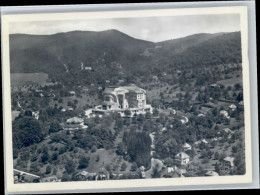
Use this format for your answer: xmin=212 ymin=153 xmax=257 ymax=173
xmin=164 ymin=157 xmax=175 ymax=167
xmin=236 ymin=92 xmax=243 ymax=102
xmin=121 ymin=162 xmax=127 ymax=171
xmin=131 ymin=162 xmax=138 ymax=172
xmin=153 ymin=108 xmax=159 ymax=117
xmin=30 ymin=162 xmax=40 ymax=173
xmin=96 ymin=155 xmax=100 ymax=162
xmin=78 ymin=156 xmax=90 ymax=169
xmin=41 ymin=150 xmax=49 ymax=164
xmin=117 ymin=142 xmax=127 ymax=156
xmin=151 ymin=164 xmax=161 ymax=178
xmin=105 ymin=164 xmax=111 ymax=172
xmin=145 ymin=112 xmax=151 ymax=119
xmin=45 ymin=165 xmax=52 ymax=174
xmin=65 ymin=159 xmax=76 ymax=174
xmin=124 ymin=110 xmax=131 ymax=117
xmin=49 ymin=121 xmax=63 ymax=134
xmin=12 ymin=116 xmax=43 ymax=148
xmin=91 ymin=145 xmax=97 ymax=153
xmin=51 ymin=152 xmax=58 ymax=161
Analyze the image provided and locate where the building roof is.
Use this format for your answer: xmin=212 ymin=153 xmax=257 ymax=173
xmin=220 ymin=110 xmax=228 ymax=114
xmin=222 ymin=128 xmax=233 ymax=133
xmin=76 ymin=171 xmax=89 ymax=177
xmin=66 ymin=117 xmax=83 ymax=124
xmin=205 ymin=170 xmax=219 ymax=176
xmin=104 ymin=84 xmax=146 ymax=95
xmin=224 ymin=157 xmax=235 ymax=166
xmin=183 ymin=143 xmax=192 ymax=149
xmin=229 ymin=104 xmax=237 ymax=109
xmin=175 ymin=152 xmax=190 ymax=159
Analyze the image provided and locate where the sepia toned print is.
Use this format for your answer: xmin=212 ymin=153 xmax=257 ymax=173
xmin=2 ymin=5 xmax=253 ymax=193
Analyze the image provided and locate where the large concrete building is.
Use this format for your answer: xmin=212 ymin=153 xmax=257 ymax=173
xmin=94 ymin=84 xmax=152 ymax=116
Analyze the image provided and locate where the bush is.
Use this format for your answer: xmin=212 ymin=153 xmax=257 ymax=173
xmin=91 ymin=146 xmax=97 ymax=153
xmin=78 ymin=156 xmax=90 ymax=169
xmin=120 ymin=162 xmax=127 ymax=171
xmin=45 ymin=165 xmax=52 ymax=174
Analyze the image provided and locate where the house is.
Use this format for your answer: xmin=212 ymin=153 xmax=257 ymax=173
xmin=229 ymin=104 xmax=237 ymax=111
xmin=85 ymin=66 xmax=92 ymax=70
xmin=238 ymin=101 xmax=244 ymax=105
xmin=175 ymin=152 xmax=190 ymax=165
xmin=139 ymin=166 xmax=145 ymax=172
xmin=167 ymin=165 xmax=178 ymax=173
xmin=82 ymin=87 xmax=89 ymax=92
xmin=182 ymin=143 xmax=192 ymax=151
xmin=93 ymin=84 xmax=153 ymax=117
xmin=61 ymin=108 xmax=66 ymax=112
xmin=32 ymin=111 xmax=39 ymax=120
xmin=194 ymin=139 xmax=208 ymax=145
xmin=95 ymin=167 xmax=110 ymax=180
xmin=221 ymin=128 xmax=233 ymax=134
xmin=66 ymin=117 xmax=83 ymax=124
xmin=69 ymin=91 xmax=76 ymax=96
xmin=40 ymin=176 xmax=61 ymax=182
xmin=161 ymin=127 xmax=167 ymax=132
xmin=210 ymin=83 xmax=220 ymax=88
xmin=205 ymin=170 xmax=219 ymax=176
xmin=152 ymin=76 xmax=158 ymax=82
xmin=222 ymin=157 xmax=235 ymax=171
xmin=75 ymin=171 xmax=89 ymax=181
xmin=67 ymin=107 xmax=74 ymax=111
xmin=220 ymin=110 xmax=230 ymax=118
xmin=13 ymin=169 xmax=40 ymax=183
xmin=161 ymin=72 xmax=167 ymax=77
xmin=176 ymin=168 xmax=187 ymax=176
xmin=98 ymin=86 xmax=103 ymax=90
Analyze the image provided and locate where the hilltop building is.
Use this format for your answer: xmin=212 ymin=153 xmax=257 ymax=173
xmin=93 ymin=84 xmax=152 ymax=116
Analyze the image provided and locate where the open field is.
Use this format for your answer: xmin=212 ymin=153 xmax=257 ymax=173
xmin=11 ymin=73 xmax=50 ymax=86
xmin=216 ymin=75 xmax=242 ymax=86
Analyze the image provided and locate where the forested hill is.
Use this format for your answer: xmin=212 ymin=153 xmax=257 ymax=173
xmin=9 ymin=30 xmax=241 ymax=82
xmin=9 ymin=29 xmax=153 ymax=74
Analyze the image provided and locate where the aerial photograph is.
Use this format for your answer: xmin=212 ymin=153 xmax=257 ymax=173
xmin=9 ymin=13 xmax=245 ymax=183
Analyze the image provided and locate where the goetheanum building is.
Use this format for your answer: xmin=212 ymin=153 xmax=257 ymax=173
xmin=93 ymin=84 xmax=152 ymax=117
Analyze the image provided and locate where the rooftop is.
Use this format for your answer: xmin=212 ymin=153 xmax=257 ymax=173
xmin=103 ymin=84 xmax=145 ymax=95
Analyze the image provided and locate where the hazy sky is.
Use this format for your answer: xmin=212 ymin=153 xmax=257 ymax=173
xmin=10 ymin=14 xmax=240 ymax=42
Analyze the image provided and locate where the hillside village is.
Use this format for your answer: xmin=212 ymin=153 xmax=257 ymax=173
xmin=10 ymin=30 xmax=245 ymax=183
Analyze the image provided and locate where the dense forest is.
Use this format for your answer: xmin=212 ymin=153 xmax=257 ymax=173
xmin=10 ymin=30 xmax=241 ymax=89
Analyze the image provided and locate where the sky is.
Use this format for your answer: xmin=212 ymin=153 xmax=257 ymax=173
xmin=10 ymin=14 xmax=240 ymax=42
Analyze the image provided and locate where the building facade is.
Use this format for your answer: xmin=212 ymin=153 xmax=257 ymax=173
xmin=94 ymin=84 xmax=152 ymax=116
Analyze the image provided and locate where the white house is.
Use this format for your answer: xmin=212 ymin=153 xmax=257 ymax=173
xmin=69 ymin=91 xmax=76 ymax=96
xmin=167 ymin=165 xmax=178 ymax=173
xmin=205 ymin=170 xmax=219 ymax=176
xmin=229 ymin=104 xmax=237 ymax=111
xmin=32 ymin=111 xmax=39 ymax=120
xmin=175 ymin=152 xmax=190 ymax=165
xmin=66 ymin=117 xmax=83 ymax=124
xmin=221 ymin=128 xmax=233 ymax=134
xmin=182 ymin=143 xmax=192 ymax=151
xmin=220 ymin=110 xmax=230 ymax=118
xmin=222 ymin=156 xmax=235 ymax=171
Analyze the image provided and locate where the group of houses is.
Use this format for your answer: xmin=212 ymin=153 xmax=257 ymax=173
xmin=74 ymin=167 xmax=110 ymax=181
